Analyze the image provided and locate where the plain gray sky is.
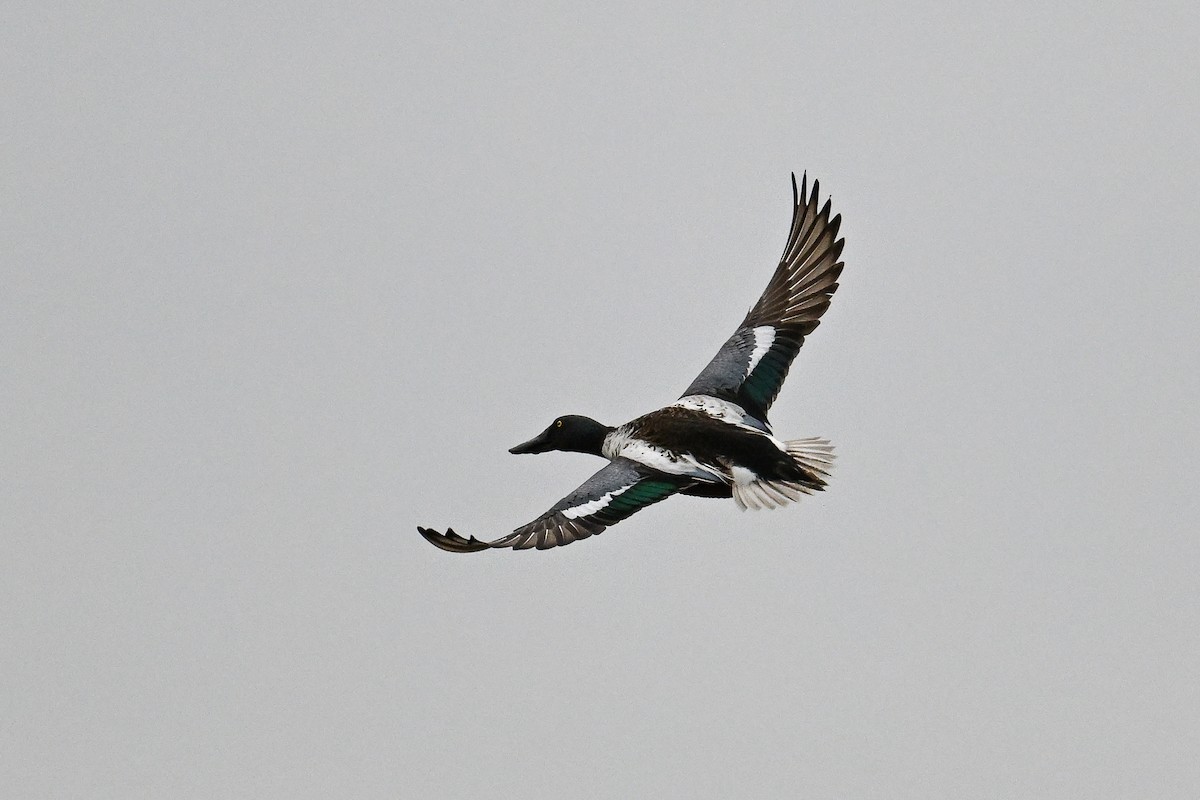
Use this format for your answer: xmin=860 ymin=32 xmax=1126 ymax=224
xmin=4 ymin=1 xmax=1199 ymax=797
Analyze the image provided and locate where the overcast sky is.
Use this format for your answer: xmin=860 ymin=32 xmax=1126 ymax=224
xmin=4 ymin=2 xmax=1199 ymax=797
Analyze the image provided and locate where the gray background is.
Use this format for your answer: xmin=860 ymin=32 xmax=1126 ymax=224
xmin=4 ymin=2 xmax=1198 ymax=797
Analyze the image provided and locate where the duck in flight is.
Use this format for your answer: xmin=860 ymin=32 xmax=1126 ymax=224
xmin=419 ymin=173 xmax=845 ymax=552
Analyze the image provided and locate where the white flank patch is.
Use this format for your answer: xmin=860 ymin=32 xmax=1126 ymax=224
xmin=561 ymin=484 xmax=632 ymax=519
xmin=745 ymin=325 xmax=776 ymax=376
xmin=604 ymin=429 xmax=723 ymax=480
xmin=730 ymin=466 xmax=758 ymax=486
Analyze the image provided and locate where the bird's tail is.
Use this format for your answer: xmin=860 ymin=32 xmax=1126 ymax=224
xmin=730 ymin=437 xmax=836 ymax=511
xmin=785 ymin=436 xmax=835 ymax=485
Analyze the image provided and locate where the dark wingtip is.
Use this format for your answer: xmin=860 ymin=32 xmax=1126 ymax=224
xmin=417 ymin=526 xmax=493 ymax=553
xmin=791 ymin=172 xmax=799 ymax=207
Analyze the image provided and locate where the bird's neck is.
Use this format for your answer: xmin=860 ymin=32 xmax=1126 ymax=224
xmin=569 ymin=423 xmax=614 ymax=457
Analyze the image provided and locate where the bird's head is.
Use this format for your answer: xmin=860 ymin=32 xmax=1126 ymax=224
xmin=509 ymin=415 xmax=612 ymax=456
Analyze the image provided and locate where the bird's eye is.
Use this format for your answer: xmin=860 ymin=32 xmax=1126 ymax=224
xmin=556 ymin=419 xmax=563 ymax=428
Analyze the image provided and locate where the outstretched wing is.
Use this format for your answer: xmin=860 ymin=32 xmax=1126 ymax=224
xmin=418 ymin=458 xmax=686 ymax=552
xmin=681 ymin=173 xmax=844 ymax=424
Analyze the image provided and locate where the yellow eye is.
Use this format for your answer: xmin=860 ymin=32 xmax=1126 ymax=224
xmin=556 ymin=419 xmax=563 ymax=428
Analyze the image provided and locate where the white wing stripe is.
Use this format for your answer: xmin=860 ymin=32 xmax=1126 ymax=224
xmin=560 ymin=483 xmax=633 ymax=519
xmin=745 ymin=325 xmax=776 ymax=376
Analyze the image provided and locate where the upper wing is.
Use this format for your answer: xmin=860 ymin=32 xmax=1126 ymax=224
xmin=681 ymin=173 xmax=845 ymax=424
xmin=417 ymin=457 xmax=686 ymax=552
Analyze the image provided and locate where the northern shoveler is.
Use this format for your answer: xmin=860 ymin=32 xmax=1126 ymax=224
xmin=419 ymin=173 xmax=844 ymax=552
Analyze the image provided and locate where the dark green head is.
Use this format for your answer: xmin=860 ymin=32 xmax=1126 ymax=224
xmin=509 ymin=415 xmax=613 ymax=456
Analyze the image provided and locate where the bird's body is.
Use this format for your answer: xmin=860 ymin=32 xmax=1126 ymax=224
xmin=603 ymin=404 xmax=829 ymax=501
xmin=419 ymin=173 xmax=845 ymax=552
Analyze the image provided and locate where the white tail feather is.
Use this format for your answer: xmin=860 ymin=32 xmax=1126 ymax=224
xmin=786 ymin=437 xmax=836 ymax=477
xmin=731 ymin=437 xmax=836 ymax=511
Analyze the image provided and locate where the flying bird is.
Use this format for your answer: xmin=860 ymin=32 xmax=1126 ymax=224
xmin=419 ymin=173 xmax=844 ymax=552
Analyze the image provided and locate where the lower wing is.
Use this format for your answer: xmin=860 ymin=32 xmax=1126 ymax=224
xmin=418 ymin=457 xmax=688 ymax=552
